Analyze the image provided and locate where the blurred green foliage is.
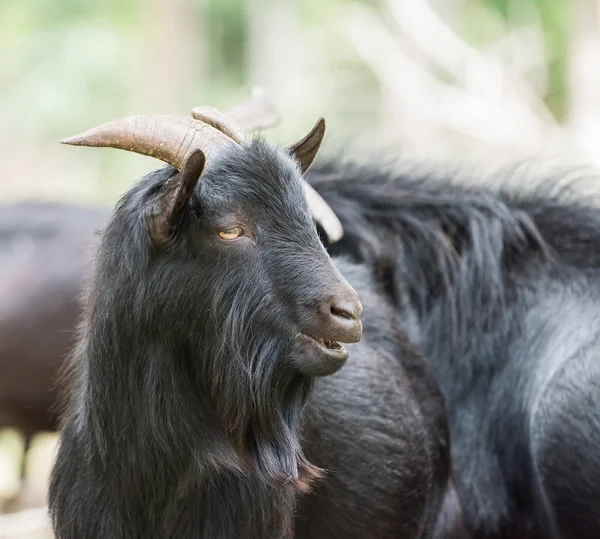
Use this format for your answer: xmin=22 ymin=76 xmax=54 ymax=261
xmin=482 ymin=0 xmax=571 ymax=120
xmin=0 ymin=0 xmax=574 ymax=201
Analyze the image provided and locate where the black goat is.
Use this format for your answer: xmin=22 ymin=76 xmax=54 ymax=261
xmin=309 ymin=158 xmax=600 ymax=539
xmin=1 ymin=93 xmax=276 ymax=503
xmin=0 ymin=202 xmax=105 ymax=497
xmin=48 ymin=111 xmax=461 ymax=538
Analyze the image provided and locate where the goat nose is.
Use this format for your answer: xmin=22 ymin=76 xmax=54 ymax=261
xmin=319 ymin=290 xmax=363 ymax=343
xmin=330 ymin=296 xmax=363 ymax=322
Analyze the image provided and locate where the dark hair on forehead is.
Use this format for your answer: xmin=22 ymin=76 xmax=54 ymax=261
xmin=199 ymin=137 xmax=307 ymax=204
xmin=118 ymin=136 xmax=303 ymax=206
xmin=102 ymin=136 xmax=314 ymax=265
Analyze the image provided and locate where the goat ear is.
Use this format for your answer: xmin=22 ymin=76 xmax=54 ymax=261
xmin=287 ymin=118 xmax=325 ymax=175
xmin=146 ymin=149 xmax=206 ymax=247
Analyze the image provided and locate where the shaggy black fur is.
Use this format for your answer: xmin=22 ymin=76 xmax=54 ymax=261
xmin=48 ymin=140 xmax=460 ymax=538
xmin=308 ymin=157 xmax=600 ymax=539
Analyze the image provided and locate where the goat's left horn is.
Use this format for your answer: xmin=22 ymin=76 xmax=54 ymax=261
xmin=222 ymin=87 xmax=281 ymax=132
xmin=191 ymin=88 xmax=281 ymax=139
xmin=191 ymin=106 xmax=248 ymax=145
xmin=302 ymin=182 xmax=343 ymax=243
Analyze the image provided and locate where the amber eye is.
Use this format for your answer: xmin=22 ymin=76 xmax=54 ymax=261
xmin=218 ymin=227 xmax=244 ymax=240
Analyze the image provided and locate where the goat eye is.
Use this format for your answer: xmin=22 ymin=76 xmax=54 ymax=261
xmin=218 ymin=227 xmax=244 ymax=240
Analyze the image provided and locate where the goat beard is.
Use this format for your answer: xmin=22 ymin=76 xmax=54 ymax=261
xmin=205 ymin=297 xmax=322 ymax=492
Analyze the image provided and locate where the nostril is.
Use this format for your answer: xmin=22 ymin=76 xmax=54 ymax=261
xmin=331 ymin=305 xmax=353 ymax=320
xmin=330 ymin=298 xmax=362 ymax=322
xmin=315 ymin=292 xmax=363 ymax=343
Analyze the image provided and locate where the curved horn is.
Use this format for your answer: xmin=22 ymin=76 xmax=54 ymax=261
xmin=191 ymin=88 xmax=280 ymax=135
xmin=61 ymin=115 xmax=235 ymax=170
xmin=288 ymin=117 xmax=325 ymax=175
xmin=62 ymin=105 xmax=342 ymax=243
xmin=303 ymin=182 xmax=344 ymax=243
xmin=61 ymin=115 xmax=236 ymax=246
xmin=191 ymin=106 xmax=247 ymax=144
xmin=224 ymin=87 xmax=281 ymax=131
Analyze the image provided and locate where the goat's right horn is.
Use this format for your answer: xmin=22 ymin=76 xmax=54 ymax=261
xmin=61 ymin=113 xmax=242 ymax=246
xmin=61 ymin=115 xmax=236 ymax=171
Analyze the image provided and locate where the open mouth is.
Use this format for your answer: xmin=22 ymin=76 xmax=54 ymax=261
xmin=299 ymin=333 xmax=348 ymax=356
xmin=314 ymin=337 xmax=345 ymax=352
xmin=295 ymin=332 xmax=351 ymax=376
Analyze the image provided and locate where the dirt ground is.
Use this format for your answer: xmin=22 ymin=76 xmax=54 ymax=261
xmin=0 ymin=430 xmax=55 ymax=539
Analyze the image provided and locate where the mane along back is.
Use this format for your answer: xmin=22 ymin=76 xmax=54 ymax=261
xmin=308 ymin=157 xmax=600 ymax=347
xmin=308 ymin=156 xmax=600 ymax=538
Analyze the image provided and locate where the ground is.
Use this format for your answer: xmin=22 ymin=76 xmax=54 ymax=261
xmin=0 ymin=430 xmax=55 ymax=539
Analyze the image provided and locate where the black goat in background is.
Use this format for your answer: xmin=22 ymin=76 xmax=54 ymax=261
xmin=0 ymin=202 xmax=106 ymax=505
xmin=49 ymin=108 xmax=462 ymax=538
xmin=309 ymin=158 xmax=600 ymax=539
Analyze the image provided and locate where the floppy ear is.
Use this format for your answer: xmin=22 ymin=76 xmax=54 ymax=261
xmin=146 ymin=150 xmax=206 ymax=247
xmin=287 ymin=118 xmax=325 ymax=175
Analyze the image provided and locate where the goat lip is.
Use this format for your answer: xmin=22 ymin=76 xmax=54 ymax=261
xmin=297 ymin=333 xmax=349 ymax=360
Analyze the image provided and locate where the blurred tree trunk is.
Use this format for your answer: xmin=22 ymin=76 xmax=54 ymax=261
xmin=245 ymin=0 xmax=317 ymax=138
xmin=143 ymin=0 xmax=206 ymax=114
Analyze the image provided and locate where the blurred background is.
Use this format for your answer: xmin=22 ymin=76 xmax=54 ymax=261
xmin=2 ymin=0 xmax=600 ymax=537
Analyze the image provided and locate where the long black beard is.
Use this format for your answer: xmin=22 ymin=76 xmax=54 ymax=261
xmin=203 ymin=279 xmax=320 ymax=490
